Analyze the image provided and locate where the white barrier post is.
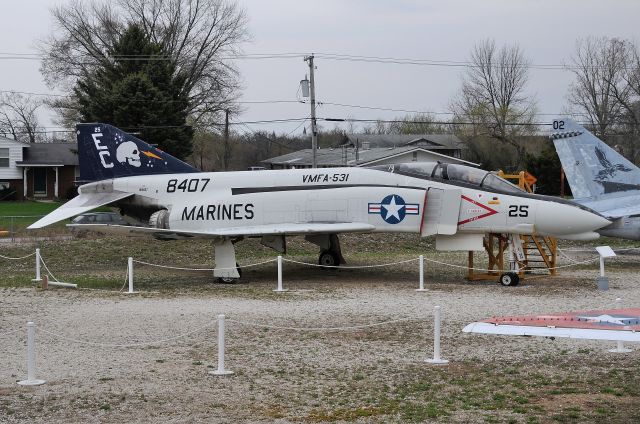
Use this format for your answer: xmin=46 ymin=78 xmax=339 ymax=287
xmin=609 ymin=298 xmax=632 ymax=353
xmin=18 ymin=322 xmax=46 ymax=386
xmin=416 ymin=255 xmax=427 ymax=292
xmin=32 ymin=248 xmax=41 ymax=282
xmin=273 ymin=255 xmax=287 ymax=292
xmin=426 ymin=306 xmax=449 ymax=365
xmin=126 ymin=257 xmax=138 ymax=294
xmin=210 ymin=314 xmax=233 ymax=376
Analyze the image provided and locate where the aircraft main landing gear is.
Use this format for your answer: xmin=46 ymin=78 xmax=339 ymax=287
xmin=318 ymin=250 xmax=340 ymax=267
xmin=499 ymin=272 xmax=520 ymax=287
xmin=307 ymin=234 xmax=345 ymax=269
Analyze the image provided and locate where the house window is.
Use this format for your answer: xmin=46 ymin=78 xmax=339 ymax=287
xmin=0 ymin=148 xmax=9 ymax=167
xmin=412 ymin=151 xmax=418 ymax=161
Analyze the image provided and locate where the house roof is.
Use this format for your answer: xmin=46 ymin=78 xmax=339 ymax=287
xmin=16 ymin=142 xmax=78 ymax=166
xmin=262 ymin=146 xmax=478 ymax=167
xmin=0 ymin=135 xmax=30 ymax=146
xmin=342 ymin=134 xmax=465 ymax=150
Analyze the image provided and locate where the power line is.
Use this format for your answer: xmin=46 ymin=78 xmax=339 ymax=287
xmin=6 ymin=116 xmax=638 ymax=137
xmin=0 ymin=50 xmax=625 ymax=70
xmin=319 ymin=101 xmax=592 ymax=118
xmin=236 ymin=121 xmax=307 ymax=151
xmin=0 ymin=89 xmax=590 ymax=119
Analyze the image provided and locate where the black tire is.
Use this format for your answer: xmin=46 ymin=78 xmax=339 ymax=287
xmin=499 ymin=272 xmax=520 ymax=287
xmin=318 ymin=251 xmax=339 ymax=268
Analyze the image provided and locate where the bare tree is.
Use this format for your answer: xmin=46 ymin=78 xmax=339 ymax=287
xmin=0 ymin=93 xmax=43 ymax=143
xmin=387 ymin=113 xmax=447 ymax=134
xmin=39 ymin=0 xmax=249 ymax=128
xmin=450 ymin=39 xmax=537 ymax=168
xmin=567 ymin=37 xmax=629 ymax=138
xmin=362 ymin=120 xmax=391 ymax=135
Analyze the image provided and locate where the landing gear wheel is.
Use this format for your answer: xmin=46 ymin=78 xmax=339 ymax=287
xmin=216 ymin=263 xmax=242 ymax=284
xmin=318 ymin=251 xmax=339 ymax=268
xmin=499 ymin=272 xmax=520 ymax=287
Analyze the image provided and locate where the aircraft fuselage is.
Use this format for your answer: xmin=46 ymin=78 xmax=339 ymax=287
xmin=98 ymin=167 xmax=608 ymax=240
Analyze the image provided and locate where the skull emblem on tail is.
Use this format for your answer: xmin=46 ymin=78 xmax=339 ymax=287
xmin=116 ymin=141 xmax=141 ymax=167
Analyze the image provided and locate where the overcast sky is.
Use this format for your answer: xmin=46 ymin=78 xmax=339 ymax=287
xmin=1 ymin=0 xmax=639 ymax=135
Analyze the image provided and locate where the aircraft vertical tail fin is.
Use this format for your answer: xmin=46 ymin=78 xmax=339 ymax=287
xmin=77 ymin=123 xmax=198 ymax=183
xmin=551 ymin=118 xmax=640 ymax=199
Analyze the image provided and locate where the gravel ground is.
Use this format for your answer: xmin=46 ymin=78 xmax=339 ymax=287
xmin=1 ymin=251 xmax=639 ymax=423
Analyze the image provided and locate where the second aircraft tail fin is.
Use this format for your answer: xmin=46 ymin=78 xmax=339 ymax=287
xmin=550 ymin=118 xmax=640 ymax=200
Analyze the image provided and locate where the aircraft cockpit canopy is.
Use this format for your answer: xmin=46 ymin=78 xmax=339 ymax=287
xmin=374 ymin=162 xmax=525 ymax=194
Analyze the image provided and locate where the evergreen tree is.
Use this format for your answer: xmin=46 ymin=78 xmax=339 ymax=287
xmin=524 ymin=145 xmax=572 ymax=197
xmin=75 ymin=24 xmax=193 ymax=159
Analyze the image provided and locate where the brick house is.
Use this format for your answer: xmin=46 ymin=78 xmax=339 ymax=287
xmin=0 ymin=136 xmax=79 ymax=201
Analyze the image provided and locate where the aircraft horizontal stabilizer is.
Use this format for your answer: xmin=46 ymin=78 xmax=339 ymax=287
xmin=67 ymin=222 xmax=376 ymax=239
xmin=28 ymin=191 xmax=133 ymax=229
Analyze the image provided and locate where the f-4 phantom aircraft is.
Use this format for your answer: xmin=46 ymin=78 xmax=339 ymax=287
xmin=30 ymin=123 xmax=611 ymax=285
xmin=551 ymin=118 xmax=640 ymax=240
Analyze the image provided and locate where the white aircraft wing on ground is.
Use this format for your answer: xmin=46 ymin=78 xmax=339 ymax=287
xmin=464 ymin=308 xmax=640 ymax=342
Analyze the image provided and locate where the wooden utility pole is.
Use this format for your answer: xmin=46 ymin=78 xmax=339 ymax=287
xmin=304 ymin=55 xmax=318 ymax=168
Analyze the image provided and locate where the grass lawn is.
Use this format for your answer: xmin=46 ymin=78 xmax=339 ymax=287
xmin=0 ymin=200 xmax=116 ymax=236
xmin=0 ymin=201 xmax=65 ymax=235
xmin=0 ymin=200 xmax=62 ymax=217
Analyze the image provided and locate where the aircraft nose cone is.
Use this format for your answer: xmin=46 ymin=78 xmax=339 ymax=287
xmin=535 ymin=201 xmax=611 ymax=236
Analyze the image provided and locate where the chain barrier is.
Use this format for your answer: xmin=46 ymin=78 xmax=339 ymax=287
xmin=421 ymin=253 xmax=599 ymax=273
xmin=0 ymin=327 xmax=23 ymax=338
xmin=558 ymin=246 xmax=640 ymax=253
xmin=282 ymin=257 xmax=419 ymax=269
xmin=0 ymin=252 xmax=35 ymax=260
xmin=118 ymin=266 xmax=129 ymax=292
xmin=132 ymin=258 xmax=277 ymax=271
xmin=38 ymin=322 xmax=213 ymax=348
xmin=39 ymin=255 xmax=63 ymax=283
xmin=226 ymin=317 xmax=416 ymax=332
xmin=4 ymin=316 xmax=419 ymax=348
xmin=556 ymin=247 xmax=584 ymax=264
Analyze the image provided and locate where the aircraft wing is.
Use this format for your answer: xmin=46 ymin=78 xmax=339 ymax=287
xmin=578 ymin=196 xmax=640 ymax=219
xmin=67 ymin=222 xmax=376 ymax=239
xmin=463 ymin=308 xmax=640 ymax=342
xmin=28 ymin=191 xmax=134 ymax=229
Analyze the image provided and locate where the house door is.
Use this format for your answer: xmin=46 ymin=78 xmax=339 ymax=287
xmin=33 ymin=168 xmax=47 ymax=196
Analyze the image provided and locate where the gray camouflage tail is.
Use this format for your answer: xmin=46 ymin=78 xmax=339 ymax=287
xmin=550 ymin=118 xmax=640 ymax=200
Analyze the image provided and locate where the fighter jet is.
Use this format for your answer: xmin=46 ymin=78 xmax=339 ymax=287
xmin=29 ymin=123 xmax=610 ymax=285
xmin=551 ymin=118 xmax=640 ymax=240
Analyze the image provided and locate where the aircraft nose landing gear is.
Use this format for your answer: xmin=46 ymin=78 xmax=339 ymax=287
xmin=217 ymin=264 xmax=242 ymax=284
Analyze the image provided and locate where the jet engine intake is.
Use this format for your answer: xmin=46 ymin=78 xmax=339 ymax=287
xmin=149 ymin=209 xmax=170 ymax=229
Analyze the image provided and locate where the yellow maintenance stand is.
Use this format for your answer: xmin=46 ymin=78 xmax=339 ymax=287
xmin=467 ymin=171 xmax=558 ymax=283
